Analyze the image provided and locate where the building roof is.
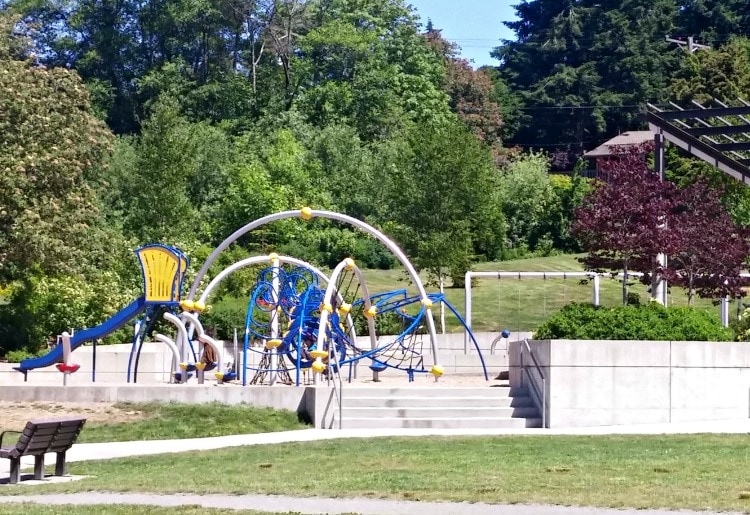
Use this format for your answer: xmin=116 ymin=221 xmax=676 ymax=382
xmin=584 ymin=131 xmax=655 ymax=158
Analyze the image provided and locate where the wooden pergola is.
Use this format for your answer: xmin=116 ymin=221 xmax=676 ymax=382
xmin=647 ymin=100 xmax=750 ymax=184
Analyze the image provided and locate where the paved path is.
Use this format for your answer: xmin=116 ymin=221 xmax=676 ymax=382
xmin=0 ymin=492 xmax=744 ymax=515
xmin=1 ymin=420 xmax=750 ymax=514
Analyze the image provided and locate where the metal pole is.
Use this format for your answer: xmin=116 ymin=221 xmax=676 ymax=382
xmin=270 ymin=256 xmax=280 ymax=386
xmin=439 ymin=275 xmax=446 ymax=335
xmin=542 ymin=378 xmax=547 ymax=429
xmin=653 ymin=132 xmax=668 ymax=305
xmin=92 ymin=339 xmax=96 ymax=383
xmin=592 ymin=274 xmax=600 ymax=306
xmin=721 ymin=297 xmax=730 ymax=327
xmin=233 ymin=328 xmax=238 ymax=376
xmin=464 ymin=271 xmax=472 ymax=354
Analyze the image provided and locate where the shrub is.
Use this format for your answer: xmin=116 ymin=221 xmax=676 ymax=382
xmin=4 ymin=348 xmax=37 ymax=363
xmin=0 ymin=272 xmax=136 ymax=355
xmin=200 ymin=297 xmax=248 ymax=340
xmin=534 ymin=302 xmax=732 ymax=341
xmin=730 ymin=307 xmax=750 ymax=341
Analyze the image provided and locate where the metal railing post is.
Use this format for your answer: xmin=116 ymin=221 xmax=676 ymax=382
xmin=542 ymin=377 xmax=547 ymax=429
xmin=593 ymin=274 xmax=600 ymax=306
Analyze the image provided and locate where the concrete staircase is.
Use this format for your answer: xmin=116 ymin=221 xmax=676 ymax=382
xmin=334 ymin=386 xmax=542 ymax=429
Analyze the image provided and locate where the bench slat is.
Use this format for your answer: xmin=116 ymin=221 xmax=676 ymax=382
xmin=55 ymin=425 xmax=83 ymax=433
xmin=14 ymin=418 xmax=86 ymax=455
xmin=24 ymin=426 xmax=63 ymax=437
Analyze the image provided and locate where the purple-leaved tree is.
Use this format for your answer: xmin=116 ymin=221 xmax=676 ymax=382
xmin=666 ymin=179 xmax=750 ymax=304
xmin=573 ymin=143 xmax=750 ymax=306
xmin=571 ymin=143 xmax=678 ymax=305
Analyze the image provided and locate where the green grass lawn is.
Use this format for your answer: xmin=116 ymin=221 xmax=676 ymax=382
xmin=4 ymin=435 xmax=750 ymax=512
xmin=76 ymin=402 xmax=309 ymax=443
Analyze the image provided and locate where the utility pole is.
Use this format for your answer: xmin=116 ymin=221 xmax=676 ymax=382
xmin=665 ymin=35 xmax=710 ymax=53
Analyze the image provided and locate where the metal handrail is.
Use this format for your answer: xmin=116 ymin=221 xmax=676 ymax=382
xmin=521 ymin=338 xmax=547 ymax=428
xmin=490 ymin=333 xmax=507 ymax=355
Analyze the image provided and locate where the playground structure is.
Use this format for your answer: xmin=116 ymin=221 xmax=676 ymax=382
xmin=16 ymin=244 xmax=194 ymax=382
xmin=15 ymin=208 xmax=489 ymax=385
xmin=206 ymin=256 xmax=488 ymax=386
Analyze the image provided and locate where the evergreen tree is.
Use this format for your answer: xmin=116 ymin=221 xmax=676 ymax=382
xmin=494 ymin=0 xmax=681 ymax=166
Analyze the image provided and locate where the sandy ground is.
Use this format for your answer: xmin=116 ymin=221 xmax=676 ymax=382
xmin=0 ymin=401 xmax=146 ymax=433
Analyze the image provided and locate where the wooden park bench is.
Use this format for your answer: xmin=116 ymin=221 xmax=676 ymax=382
xmin=0 ymin=416 xmax=86 ymax=484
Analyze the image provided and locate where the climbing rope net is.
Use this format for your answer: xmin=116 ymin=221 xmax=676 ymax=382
xmin=241 ymin=262 xmax=487 ymax=385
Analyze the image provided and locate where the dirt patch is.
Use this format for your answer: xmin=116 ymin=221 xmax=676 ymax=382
xmin=0 ymin=401 xmax=147 ymax=432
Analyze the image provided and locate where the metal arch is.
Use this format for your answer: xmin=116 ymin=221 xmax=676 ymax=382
xmin=198 ymin=255 xmax=330 ymax=305
xmin=318 ymin=261 xmax=378 ymax=355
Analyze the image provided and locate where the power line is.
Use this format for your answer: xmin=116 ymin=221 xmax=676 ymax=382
xmin=515 ymin=104 xmax=643 ymax=110
xmin=508 ymin=141 xmax=602 ymax=147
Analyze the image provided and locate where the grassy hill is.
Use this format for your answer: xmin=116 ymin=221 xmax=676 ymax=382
xmin=198 ymin=254 xmax=732 ymax=338
xmin=359 ymin=254 xmax=726 ymax=333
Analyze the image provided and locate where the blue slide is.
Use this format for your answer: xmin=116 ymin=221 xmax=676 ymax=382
xmin=16 ymin=296 xmax=148 ymax=372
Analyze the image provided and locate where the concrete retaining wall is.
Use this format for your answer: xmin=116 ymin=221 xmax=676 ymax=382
xmin=0 ymin=333 xmax=497 ymax=428
xmin=1 ymin=332 xmax=506 ymax=386
xmin=0 ymin=344 xmax=174 ymax=385
xmin=510 ymin=339 xmax=750 ymax=427
xmin=0 ymin=382 xmax=338 ymax=427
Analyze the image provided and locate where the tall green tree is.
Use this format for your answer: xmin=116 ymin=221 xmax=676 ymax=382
xmin=499 ymin=152 xmax=553 ymax=256
xmin=103 ymin=98 xmax=233 ymax=245
xmin=10 ymin=0 xmax=305 ymax=130
xmin=678 ymin=0 xmax=750 ymax=44
xmin=669 ymin=37 xmax=750 ymax=104
xmin=295 ymin=0 xmax=451 ymax=140
xmin=385 ymin=120 xmax=505 ymax=286
xmin=309 ymin=124 xmax=381 ymax=220
xmin=540 ymin=173 xmax=590 ymax=253
xmin=11 ymin=0 xmax=143 ymax=132
xmin=423 ymin=28 xmax=504 ymax=148
xmin=0 ymin=14 xmax=115 ymax=281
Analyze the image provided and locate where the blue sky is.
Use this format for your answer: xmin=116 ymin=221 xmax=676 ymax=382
xmin=407 ymin=1 xmax=518 ymax=67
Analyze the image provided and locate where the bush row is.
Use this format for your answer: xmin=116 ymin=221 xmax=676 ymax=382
xmin=534 ymin=302 xmax=733 ymax=341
